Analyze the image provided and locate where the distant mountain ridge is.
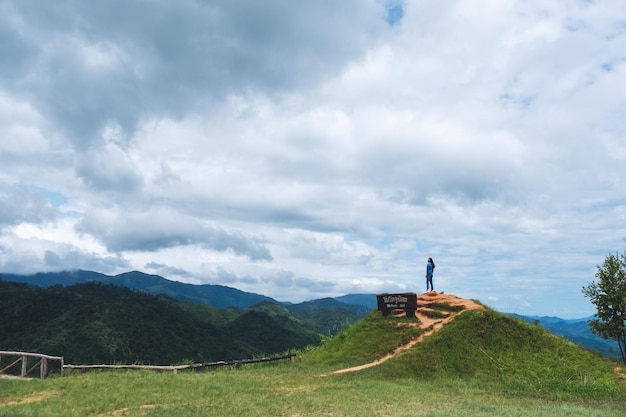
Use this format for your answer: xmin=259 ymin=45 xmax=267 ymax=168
xmin=0 ymin=270 xmax=375 ymax=311
xmin=334 ymin=293 xmax=377 ymax=309
xmin=0 ymin=270 xmax=375 ymax=313
xmin=0 ymin=270 xmax=281 ymax=309
xmin=508 ymin=313 xmax=621 ymax=360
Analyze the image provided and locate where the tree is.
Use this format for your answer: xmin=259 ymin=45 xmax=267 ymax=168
xmin=582 ymin=251 xmax=626 ymax=363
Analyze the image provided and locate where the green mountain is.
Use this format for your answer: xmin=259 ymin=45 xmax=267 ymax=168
xmin=0 ymin=280 xmax=321 ymax=365
xmin=0 ymin=270 xmax=278 ymax=308
xmin=0 ymin=270 xmax=372 ymax=339
xmin=0 ymin=271 xmax=373 ymax=314
xmin=334 ymin=293 xmax=377 ymax=309
xmin=288 ymin=297 xmax=371 ymax=316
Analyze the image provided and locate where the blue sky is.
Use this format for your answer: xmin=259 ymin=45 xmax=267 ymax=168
xmin=1 ymin=0 xmax=625 ymax=318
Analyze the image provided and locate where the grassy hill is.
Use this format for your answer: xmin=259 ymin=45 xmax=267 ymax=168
xmin=1 ymin=300 xmax=625 ymax=416
xmin=303 ymin=305 xmax=625 ymax=399
xmin=376 ymin=310 xmax=622 ymax=395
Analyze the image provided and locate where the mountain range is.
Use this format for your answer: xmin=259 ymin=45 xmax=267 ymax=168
xmin=1 ymin=270 xmax=618 ymax=360
xmin=508 ymin=313 xmax=621 ymax=361
xmin=0 ymin=270 xmax=373 ymax=314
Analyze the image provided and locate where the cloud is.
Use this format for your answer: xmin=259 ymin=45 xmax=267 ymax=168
xmin=0 ymin=237 xmax=130 ymax=275
xmin=0 ymin=182 xmax=57 ymax=228
xmin=0 ymin=0 xmax=625 ymax=318
xmin=75 ymin=206 xmax=273 ymax=261
xmin=144 ymin=262 xmax=193 ymax=279
xmin=2 ymin=0 xmax=387 ymax=149
xmin=74 ymin=138 xmax=144 ymax=192
xmin=43 ymin=247 xmax=130 ymax=272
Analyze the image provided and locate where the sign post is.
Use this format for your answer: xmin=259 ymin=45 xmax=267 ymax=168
xmin=376 ymin=292 xmax=417 ymax=317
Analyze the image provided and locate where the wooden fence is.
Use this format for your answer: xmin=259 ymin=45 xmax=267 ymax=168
xmin=1 ymin=351 xmax=295 ymax=378
xmin=0 ymin=351 xmax=64 ymax=378
xmin=64 ymin=354 xmax=296 ymax=374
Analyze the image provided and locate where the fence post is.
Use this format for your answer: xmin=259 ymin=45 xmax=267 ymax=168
xmin=40 ymin=358 xmax=48 ymax=379
xmin=21 ymin=356 xmax=27 ymax=377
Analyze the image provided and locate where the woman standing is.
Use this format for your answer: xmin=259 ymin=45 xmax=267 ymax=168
xmin=426 ymin=258 xmax=435 ymax=292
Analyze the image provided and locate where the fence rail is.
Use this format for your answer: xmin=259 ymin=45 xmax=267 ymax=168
xmin=1 ymin=351 xmax=295 ymax=378
xmin=64 ymin=354 xmax=296 ymax=374
xmin=0 ymin=351 xmax=64 ymax=378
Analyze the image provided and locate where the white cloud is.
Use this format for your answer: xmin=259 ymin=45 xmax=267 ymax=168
xmin=0 ymin=0 xmax=625 ymax=318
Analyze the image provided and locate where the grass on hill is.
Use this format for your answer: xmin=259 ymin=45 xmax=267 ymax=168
xmin=372 ymin=309 xmax=623 ymax=400
xmin=1 ymin=305 xmax=625 ymax=417
xmin=301 ymin=310 xmax=423 ymax=369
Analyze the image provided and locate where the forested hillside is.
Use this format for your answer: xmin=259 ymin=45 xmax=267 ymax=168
xmin=0 ymin=280 xmax=324 ymax=365
xmin=0 ymin=270 xmax=278 ymax=308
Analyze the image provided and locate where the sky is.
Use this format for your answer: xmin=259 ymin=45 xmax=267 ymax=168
xmin=1 ymin=0 xmax=625 ymax=319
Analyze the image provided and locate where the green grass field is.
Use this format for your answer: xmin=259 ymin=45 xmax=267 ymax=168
xmin=2 ymin=308 xmax=625 ymax=416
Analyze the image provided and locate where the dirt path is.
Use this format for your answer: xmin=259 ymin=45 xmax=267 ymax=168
xmin=328 ymin=292 xmax=485 ymax=375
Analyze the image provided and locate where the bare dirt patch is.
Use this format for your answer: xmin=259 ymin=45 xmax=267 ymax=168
xmin=328 ymin=292 xmax=484 ymax=375
xmin=0 ymin=374 xmax=34 ymax=381
xmin=1 ymin=390 xmax=56 ymax=406
xmin=91 ymin=404 xmax=160 ymax=417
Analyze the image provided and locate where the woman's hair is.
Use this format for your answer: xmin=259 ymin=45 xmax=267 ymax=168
xmin=428 ymin=258 xmax=435 ymax=268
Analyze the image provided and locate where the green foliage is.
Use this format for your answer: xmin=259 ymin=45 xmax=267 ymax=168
xmin=0 ymin=281 xmax=321 ymax=366
xmin=292 ymin=307 xmax=362 ymax=336
xmin=227 ymin=307 xmax=321 ymax=356
xmin=175 ymin=301 xmax=241 ymax=325
xmin=582 ymin=250 xmax=626 ymax=363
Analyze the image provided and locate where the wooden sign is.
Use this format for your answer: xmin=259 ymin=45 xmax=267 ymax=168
xmin=376 ymin=292 xmax=417 ymax=317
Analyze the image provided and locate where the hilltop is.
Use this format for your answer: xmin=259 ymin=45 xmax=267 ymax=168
xmin=307 ymin=292 xmax=625 ymax=399
xmin=330 ymin=292 xmax=485 ymax=374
